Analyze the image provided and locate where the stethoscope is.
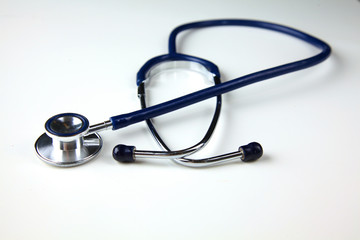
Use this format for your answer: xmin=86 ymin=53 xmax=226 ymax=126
xmin=34 ymin=19 xmax=331 ymax=167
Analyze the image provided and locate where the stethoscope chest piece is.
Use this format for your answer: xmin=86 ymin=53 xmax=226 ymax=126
xmin=35 ymin=113 xmax=103 ymax=167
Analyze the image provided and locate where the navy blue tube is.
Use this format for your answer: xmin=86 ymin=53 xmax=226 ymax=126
xmin=168 ymin=19 xmax=329 ymax=54
xmin=110 ymin=19 xmax=331 ymax=130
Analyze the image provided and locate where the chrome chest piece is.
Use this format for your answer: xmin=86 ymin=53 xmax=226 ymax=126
xmin=35 ymin=113 xmax=103 ymax=167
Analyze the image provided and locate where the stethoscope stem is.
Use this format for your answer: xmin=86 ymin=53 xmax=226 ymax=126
xmin=87 ymin=120 xmax=112 ymax=135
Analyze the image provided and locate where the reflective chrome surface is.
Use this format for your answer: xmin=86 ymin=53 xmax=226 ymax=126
xmin=35 ymin=132 xmax=102 ymax=167
xmin=145 ymin=60 xmax=214 ymax=83
xmin=35 ymin=113 xmax=107 ymax=167
xmin=87 ymin=120 xmax=112 ymax=135
xmin=133 ymin=148 xmax=244 ymax=167
xmin=49 ymin=116 xmax=84 ymax=135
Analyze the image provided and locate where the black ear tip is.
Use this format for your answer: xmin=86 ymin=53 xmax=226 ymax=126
xmin=240 ymin=142 xmax=263 ymax=162
xmin=113 ymin=144 xmax=136 ymax=163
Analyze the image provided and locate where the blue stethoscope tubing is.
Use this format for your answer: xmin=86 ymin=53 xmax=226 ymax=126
xmin=110 ymin=19 xmax=331 ymax=130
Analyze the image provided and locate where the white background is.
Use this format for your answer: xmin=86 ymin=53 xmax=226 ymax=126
xmin=1 ymin=0 xmax=360 ymax=239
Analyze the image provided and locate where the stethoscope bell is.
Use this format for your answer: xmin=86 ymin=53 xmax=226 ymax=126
xmin=35 ymin=113 xmax=103 ymax=167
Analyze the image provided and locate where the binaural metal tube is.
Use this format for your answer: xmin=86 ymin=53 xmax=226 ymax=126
xmin=133 ymin=148 xmax=244 ymax=167
xmin=135 ymin=61 xmax=223 ymax=167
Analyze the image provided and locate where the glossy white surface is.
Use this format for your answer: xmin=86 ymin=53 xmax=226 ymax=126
xmin=1 ymin=0 xmax=360 ymax=239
